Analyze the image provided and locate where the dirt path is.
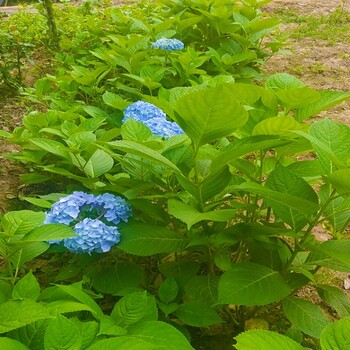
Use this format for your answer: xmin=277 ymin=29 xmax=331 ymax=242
xmin=264 ymin=0 xmax=350 ymax=125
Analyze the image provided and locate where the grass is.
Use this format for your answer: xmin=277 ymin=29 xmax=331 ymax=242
xmin=273 ymin=6 xmax=350 ymax=45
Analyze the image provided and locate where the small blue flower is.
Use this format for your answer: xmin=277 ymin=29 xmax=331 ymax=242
xmin=142 ymin=117 xmax=184 ymax=138
xmin=44 ymin=191 xmax=95 ymax=225
xmin=93 ymin=193 xmax=132 ymax=225
xmin=64 ymin=218 xmax=120 ymax=254
xmin=122 ymin=101 xmax=184 ymax=139
xmin=44 ymin=192 xmax=131 ymax=254
xmin=151 ymin=38 xmax=184 ymax=51
xmin=122 ymin=101 xmax=166 ymax=124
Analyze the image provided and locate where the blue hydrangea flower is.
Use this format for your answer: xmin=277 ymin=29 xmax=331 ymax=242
xmin=64 ymin=218 xmax=120 ymax=254
xmin=122 ymin=101 xmax=184 ymax=139
xmin=44 ymin=191 xmax=95 ymax=225
xmin=151 ymin=38 xmax=184 ymax=51
xmin=122 ymin=101 xmax=166 ymax=124
xmin=93 ymin=193 xmax=132 ymax=225
xmin=44 ymin=192 xmax=131 ymax=254
xmin=142 ymin=117 xmax=184 ymax=138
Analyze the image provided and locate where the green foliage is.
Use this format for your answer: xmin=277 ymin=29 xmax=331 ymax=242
xmin=1 ymin=1 xmax=350 ymax=348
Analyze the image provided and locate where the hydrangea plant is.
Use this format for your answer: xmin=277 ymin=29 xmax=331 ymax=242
xmin=44 ymin=191 xmax=131 ymax=253
xmin=151 ymin=37 xmax=185 ymax=51
xmin=123 ymin=101 xmax=184 ymax=138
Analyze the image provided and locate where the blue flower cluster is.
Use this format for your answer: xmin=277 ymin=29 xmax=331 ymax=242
xmin=151 ymin=37 xmax=185 ymax=51
xmin=123 ymin=101 xmax=184 ymax=138
xmin=44 ymin=192 xmax=131 ymax=254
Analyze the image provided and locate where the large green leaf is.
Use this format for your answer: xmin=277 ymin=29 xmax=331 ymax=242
xmin=110 ymin=291 xmax=158 ymax=327
xmin=312 ymin=240 xmax=350 ymax=270
xmin=252 ymin=116 xmax=302 ymax=138
xmin=328 ymin=169 xmax=350 ymax=196
xmin=91 ymin=261 xmax=144 ymax=295
xmin=265 ymin=73 xmax=305 ymax=91
xmin=317 ymin=285 xmax=350 ymax=318
xmin=55 ymin=284 xmax=103 ymax=320
xmin=236 ymin=182 xmax=319 ymax=217
xmin=295 ymin=90 xmax=350 ymax=121
xmin=7 ymin=241 xmax=50 ymax=267
xmin=218 ymin=262 xmax=291 ymax=306
xmin=235 ymin=330 xmax=305 ymax=350
xmin=7 ymin=320 xmax=48 ymax=350
xmin=118 ymin=222 xmax=189 ymax=256
xmin=2 ymin=211 xmax=45 ymax=236
xmin=84 ymin=149 xmax=114 ymax=178
xmin=266 ymin=166 xmax=319 ymax=231
xmin=12 ymin=271 xmax=40 ymax=301
xmin=175 ymin=301 xmax=222 ymax=327
xmin=30 ymin=138 xmax=69 ymax=159
xmin=93 ymin=314 xmax=193 ymax=348
xmin=184 ymin=275 xmax=219 ymax=306
xmin=22 ymin=224 xmax=76 ymax=242
xmin=0 ymin=338 xmax=30 ymax=350
xmin=0 ymin=300 xmax=54 ymax=334
xmin=283 ymin=297 xmax=330 ymax=338
xmin=210 ymin=135 xmax=290 ymax=172
xmin=44 ymin=314 xmax=81 ymax=350
xmin=320 ymin=316 xmax=350 ymax=350
xmin=168 ymin=199 xmax=236 ymax=229
xmin=309 ymin=119 xmax=350 ymax=174
xmin=106 ymin=140 xmax=181 ymax=174
xmin=174 ymin=84 xmax=248 ymax=149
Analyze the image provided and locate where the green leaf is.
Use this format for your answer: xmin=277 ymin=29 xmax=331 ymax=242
xmin=237 ymin=182 xmax=319 ymax=217
xmin=159 ymin=278 xmax=178 ymax=304
xmin=265 ymin=73 xmax=305 ymax=91
xmin=30 ymin=138 xmax=69 ymax=158
xmin=87 ymin=337 xmax=155 ymax=350
xmin=253 ymin=116 xmax=302 ymax=138
xmin=91 ymin=261 xmax=144 ymax=295
xmin=320 ymin=316 xmax=350 ymax=350
xmin=313 ymin=240 xmax=350 ymax=270
xmin=118 ymin=222 xmax=189 ymax=256
xmin=102 ymin=91 xmax=130 ymax=110
xmin=282 ymin=296 xmax=330 ymax=338
xmin=20 ymin=196 xmax=52 ymax=208
xmin=127 ymin=321 xmax=194 ymax=350
xmin=317 ymin=285 xmax=350 ymax=318
xmin=266 ymin=166 xmax=319 ymax=231
xmin=106 ymin=140 xmax=181 ymax=174
xmin=12 ymin=271 xmax=40 ymax=301
xmin=159 ymin=261 xmax=200 ymax=288
xmin=210 ymin=135 xmax=290 ymax=172
xmin=175 ymin=301 xmax=222 ymax=327
xmin=168 ymin=199 xmax=236 ymax=229
xmin=218 ymin=262 xmax=291 ymax=306
xmin=47 ymin=300 xmax=95 ymax=315
xmin=121 ymin=119 xmax=152 ymax=142
xmin=74 ymin=320 xmax=99 ymax=350
xmin=235 ymin=330 xmax=305 ymax=350
xmin=44 ymin=314 xmax=81 ymax=350
xmin=8 ymin=241 xmax=50 ymax=267
xmin=184 ymin=275 xmax=219 ymax=306
xmin=0 ymin=300 xmax=54 ymax=333
xmin=110 ymin=291 xmax=158 ymax=327
xmin=174 ymin=84 xmax=248 ymax=149
xmin=0 ymin=338 xmax=30 ymax=350
xmin=295 ymin=90 xmax=350 ymax=121
xmin=98 ymin=315 xmax=127 ymax=336
xmin=7 ymin=319 xmax=48 ymax=350
xmin=274 ymin=87 xmax=320 ymax=108
xmin=309 ymin=119 xmax=350 ymax=174
xmin=328 ymin=169 xmax=350 ymax=196
xmin=84 ymin=149 xmax=114 ymax=178
xmin=67 ymin=131 xmax=96 ymax=149
xmin=2 ymin=211 xmax=45 ymax=235
xmin=55 ymin=284 xmax=103 ymax=320
xmin=22 ymin=224 xmax=75 ymax=242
